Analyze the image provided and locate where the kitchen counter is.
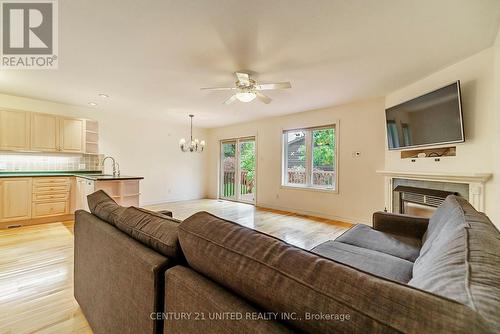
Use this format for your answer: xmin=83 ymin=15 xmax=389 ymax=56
xmin=0 ymin=171 xmax=144 ymax=180
xmin=76 ymin=174 xmax=144 ymax=181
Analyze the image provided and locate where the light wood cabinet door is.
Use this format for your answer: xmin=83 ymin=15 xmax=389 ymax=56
xmin=0 ymin=178 xmax=32 ymax=222
xmin=0 ymin=110 xmax=30 ymax=150
xmin=31 ymin=113 xmax=58 ymax=152
xmin=59 ymin=118 xmax=84 ymax=153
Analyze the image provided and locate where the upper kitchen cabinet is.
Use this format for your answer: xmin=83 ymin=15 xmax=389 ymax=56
xmin=85 ymin=120 xmax=99 ymax=154
xmin=31 ymin=113 xmax=59 ymax=152
xmin=0 ymin=109 xmax=31 ymax=150
xmin=59 ymin=117 xmax=84 ymax=153
xmin=0 ymin=109 xmax=97 ymax=154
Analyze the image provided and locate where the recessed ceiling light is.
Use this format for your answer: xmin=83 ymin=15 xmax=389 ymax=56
xmin=88 ymin=102 xmax=98 ymax=106
xmin=98 ymin=93 xmax=109 ymax=98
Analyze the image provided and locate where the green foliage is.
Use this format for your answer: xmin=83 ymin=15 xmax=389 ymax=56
xmin=292 ymin=129 xmax=335 ymax=167
xmin=223 ymin=143 xmax=235 ymax=156
xmin=240 ymin=142 xmax=255 ymax=182
xmin=313 ymin=128 xmax=335 ymax=168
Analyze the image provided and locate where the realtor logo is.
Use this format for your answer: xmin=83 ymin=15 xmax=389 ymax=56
xmin=1 ymin=0 xmax=58 ymax=69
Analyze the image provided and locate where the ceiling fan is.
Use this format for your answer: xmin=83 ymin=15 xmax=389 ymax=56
xmin=201 ymin=72 xmax=291 ymax=105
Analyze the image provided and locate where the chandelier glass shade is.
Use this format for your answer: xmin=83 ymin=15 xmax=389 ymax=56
xmin=179 ymin=114 xmax=205 ymax=152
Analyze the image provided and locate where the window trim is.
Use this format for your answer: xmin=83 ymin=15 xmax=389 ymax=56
xmin=281 ymin=123 xmax=339 ymax=193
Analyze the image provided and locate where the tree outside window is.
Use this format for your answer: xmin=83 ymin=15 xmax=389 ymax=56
xmin=283 ymin=125 xmax=336 ymax=190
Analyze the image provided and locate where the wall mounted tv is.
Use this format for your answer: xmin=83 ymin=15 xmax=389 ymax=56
xmin=385 ymin=81 xmax=465 ymax=150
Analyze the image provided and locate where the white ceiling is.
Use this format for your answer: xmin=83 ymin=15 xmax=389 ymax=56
xmin=1 ymin=0 xmax=499 ymax=128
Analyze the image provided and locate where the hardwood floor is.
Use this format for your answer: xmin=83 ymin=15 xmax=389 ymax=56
xmin=148 ymin=199 xmax=352 ymax=249
xmin=0 ymin=221 xmax=91 ymax=334
xmin=0 ymin=199 xmax=352 ymax=333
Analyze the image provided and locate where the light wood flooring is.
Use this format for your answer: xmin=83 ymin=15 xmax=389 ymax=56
xmin=0 ymin=199 xmax=352 ymax=333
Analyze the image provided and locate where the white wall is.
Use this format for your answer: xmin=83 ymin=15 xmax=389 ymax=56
xmin=0 ymin=93 xmax=208 ymax=205
xmin=492 ymin=30 xmax=500 ymax=224
xmin=385 ymin=47 xmax=497 ymax=221
xmin=206 ymin=98 xmax=386 ymax=224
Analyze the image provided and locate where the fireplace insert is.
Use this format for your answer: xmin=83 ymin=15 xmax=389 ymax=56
xmin=394 ymin=185 xmax=458 ymax=217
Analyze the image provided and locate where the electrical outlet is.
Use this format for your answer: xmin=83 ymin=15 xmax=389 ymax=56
xmin=0 ymin=162 xmax=6 ymax=170
xmin=78 ymin=163 xmax=86 ymax=170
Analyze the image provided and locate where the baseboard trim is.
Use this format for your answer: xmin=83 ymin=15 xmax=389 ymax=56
xmin=0 ymin=213 xmax=75 ymax=229
xmin=141 ymin=196 xmax=206 ymax=207
xmin=256 ymin=202 xmax=371 ymax=225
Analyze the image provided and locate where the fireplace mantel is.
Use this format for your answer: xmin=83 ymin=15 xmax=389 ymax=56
xmin=376 ymin=170 xmax=492 ymax=183
xmin=376 ymin=170 xmax=492 ymax=213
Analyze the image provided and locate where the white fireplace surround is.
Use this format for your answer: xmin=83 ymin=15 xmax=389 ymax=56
xmin=376 ymin=171 xmax=492 ymax=213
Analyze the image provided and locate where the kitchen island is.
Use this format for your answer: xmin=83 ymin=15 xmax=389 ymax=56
xmin=0 ymin=171 xmax=143 ymax=228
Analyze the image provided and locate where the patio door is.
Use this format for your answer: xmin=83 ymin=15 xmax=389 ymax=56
xmin=220 ymin=137 xmax=256 ymax=204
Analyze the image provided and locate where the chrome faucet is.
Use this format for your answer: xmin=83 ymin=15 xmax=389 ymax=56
xmin=101 ymin=156 xmax=120 ymax=176
xmin=115 ymin=162 xmax=121 ymax=177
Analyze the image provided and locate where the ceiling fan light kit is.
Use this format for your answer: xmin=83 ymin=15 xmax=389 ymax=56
xmin=236 ymin=92 xmax=256 ymax=102
xmin=201 ymin=72 xmax=291 ymax=105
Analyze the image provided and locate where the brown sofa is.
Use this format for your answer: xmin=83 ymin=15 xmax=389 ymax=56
xmin=74 ymin=191 xmax=500 ymax=334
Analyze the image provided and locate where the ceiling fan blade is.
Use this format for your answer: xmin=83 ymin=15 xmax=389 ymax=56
xmin=235 ymin=72 xmax=250 ymax=86
xmin=223 ymin=94 xmax=238 ymax=105
xmin=256 ymin=92 xmax=272 ymax=104
xmin=255 ymin=82 xmax=292 ymax=90
xmin=201 ymin=87 xmax=236 ymax=91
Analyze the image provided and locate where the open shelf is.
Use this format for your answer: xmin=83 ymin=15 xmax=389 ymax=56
xmin=400 ymin=146 xmax=456 ymax=160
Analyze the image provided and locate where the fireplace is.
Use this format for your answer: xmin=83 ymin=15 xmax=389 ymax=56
xmin=394 ymin=185 xmax=457 ymax=217
xmin=390 ymin=178 xmax=469 ymax=218
xmin=377 ymin=171 xmax=492 ymax=216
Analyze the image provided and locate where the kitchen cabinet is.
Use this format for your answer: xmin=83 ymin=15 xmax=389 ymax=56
xmin=31 ymin=113 xmax=59 ymax=152
xmin=85 ymin=120 xmax=99 ymax=154
xmin=95 ymin=180 xmax=140 ymax=207
xmin=59 ymin=117 xmax=84 ymax=153
xmin=0 ymin=110 xmax=97 ymax=154
xmin=0 ymin=110 xmax=31 ymax=150
xmin=31 ymin=177 xmax=71 ymax=218
xmin=0 ymin=178 xmax=32 ymax=222
xmin=76 ymin=178 xmax=140 ymax=208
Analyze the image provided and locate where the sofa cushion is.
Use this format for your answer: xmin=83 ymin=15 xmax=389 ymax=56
xmin=87 ymin=190 xmax=125 ymax=226
xmin=177 ymin=211 xmax=490 ymax=333
xmin=311 ymin=240 xmax=413 ymax=282
xmin=115 ymin=206 xmax=183 ymax=260
xmin=335 ymin=224 xmax=421 ymax=262
xmin=165 ymin=266 xmax=294 ymax=334
xmin=409 ymin=195 xmax=500 ymax=330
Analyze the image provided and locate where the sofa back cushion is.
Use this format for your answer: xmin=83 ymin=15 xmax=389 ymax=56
xmin=115 ymin=207 xmax=183 ymax=260
xmin=409 ymin=195 xmax=500 ymax=330
xmin=178 ymin=211 xmax=491 ymax=333
xmin=87 ymin=190 xmax=125 ymax=225
xmin=87 ymin=190 xmax=183 ymax=260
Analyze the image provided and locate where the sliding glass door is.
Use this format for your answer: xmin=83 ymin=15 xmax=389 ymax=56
xmin=220 ymin=137 xmax=256 ymax=204
xmin=221 ymin=141 xmax=237 ymax=200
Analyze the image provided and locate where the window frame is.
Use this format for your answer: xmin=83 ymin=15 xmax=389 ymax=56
xmin=281 ymin=123 xmax=338 ymax=193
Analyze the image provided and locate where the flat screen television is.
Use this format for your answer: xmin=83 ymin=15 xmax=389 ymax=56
xmin=385 ymin=81 xmax=464 ymax=150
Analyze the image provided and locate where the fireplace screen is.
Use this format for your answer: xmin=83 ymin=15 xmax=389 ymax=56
xmin=394 ymin=186 xmax=458 ymax=218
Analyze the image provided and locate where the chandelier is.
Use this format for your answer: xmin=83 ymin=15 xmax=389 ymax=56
xmin=179 ymin=114 xmax=205 ymax=152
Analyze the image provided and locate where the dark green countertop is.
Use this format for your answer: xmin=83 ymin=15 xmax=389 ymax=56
xmin=0 ymin=171 xmax=144 ymax=180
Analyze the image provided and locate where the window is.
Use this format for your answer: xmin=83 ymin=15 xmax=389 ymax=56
xmin=282 ymin=125 xmax=337 ymax=190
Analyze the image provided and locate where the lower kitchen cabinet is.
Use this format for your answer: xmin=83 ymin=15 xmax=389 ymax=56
xmin=32 ymin=201 xmax=69 ymax=218
xmin=32 ymin=177 xmax=71 ymax=218
xmin=0 ymin=178 xmax=32 ymax=223
xmin=0 ymin=175 xmax=142 ymax=228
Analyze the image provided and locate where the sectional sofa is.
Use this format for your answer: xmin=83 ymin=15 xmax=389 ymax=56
xmin=74 ymin=191 xmax=499 ymax=333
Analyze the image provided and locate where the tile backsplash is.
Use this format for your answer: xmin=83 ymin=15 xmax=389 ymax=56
xmin=0 ymin=152 xmax=103 ymax=172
